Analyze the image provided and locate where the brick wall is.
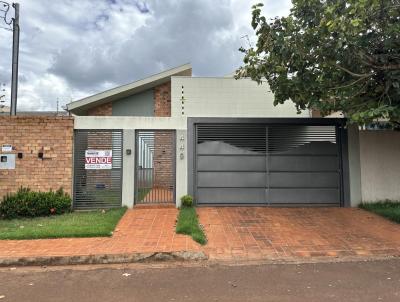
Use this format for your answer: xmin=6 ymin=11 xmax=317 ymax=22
xmin=153 ymin=131 xmax=175 ymax=189
xmin=0 ymin=116 xmax=74 ymax=198
xmin=87 ymin=102 xmax=112 ymax=116
xmin=154 ymin=82 xmax=171 ymax=117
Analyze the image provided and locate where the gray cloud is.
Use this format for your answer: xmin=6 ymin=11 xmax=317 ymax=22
xmin=0 ymin=0 xmax=291 ymax=110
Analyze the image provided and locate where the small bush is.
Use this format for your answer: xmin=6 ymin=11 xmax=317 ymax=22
xmin=180 ymin=195 xmax=194 ymax=207
xmin=0 ymin=187 xmax=72 ymax=219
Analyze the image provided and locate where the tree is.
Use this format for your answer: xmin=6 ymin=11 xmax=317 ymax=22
xmin=236 ymin=0 xmax=400 ymax=125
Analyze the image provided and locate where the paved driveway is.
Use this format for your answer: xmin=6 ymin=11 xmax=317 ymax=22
xmin=198 ymin=207 xmax=400 ymax=261
xmin=1 ymin=207 xmax=400 ymax=264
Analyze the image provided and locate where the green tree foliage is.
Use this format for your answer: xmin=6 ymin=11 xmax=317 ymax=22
xmin=237 ymin=0 xmax=400 ymax=124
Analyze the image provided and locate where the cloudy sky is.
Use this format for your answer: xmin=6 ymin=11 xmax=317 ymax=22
xmin=0 ymin=0 xmax=291 ymax=111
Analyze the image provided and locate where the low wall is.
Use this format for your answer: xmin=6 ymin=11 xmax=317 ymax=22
xmin=0 ymin=116 xmax=74 ymax=199
xmin=359 ymin=130 xmax=400 ymax=202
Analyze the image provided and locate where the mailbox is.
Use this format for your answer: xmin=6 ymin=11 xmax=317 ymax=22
xmin=0 ymin=154 xmax=16 ymax=169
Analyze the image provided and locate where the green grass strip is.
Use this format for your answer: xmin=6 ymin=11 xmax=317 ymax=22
xmin=0 ymin=207 xmax=127 ymax=240
xmin=176 ymin=206 xmax=207 ymax=245
xmin=359 ymin=201 xmax=400 ymax=224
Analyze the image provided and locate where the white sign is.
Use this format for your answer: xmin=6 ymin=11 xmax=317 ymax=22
xmin=85 ymin=150 xmax=112 ymax=170
xmin=1 ymin=144 xmax=12 ymax=152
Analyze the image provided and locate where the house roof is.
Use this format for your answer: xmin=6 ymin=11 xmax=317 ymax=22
xmin=66 ymin=63 xmax=192 ymax=115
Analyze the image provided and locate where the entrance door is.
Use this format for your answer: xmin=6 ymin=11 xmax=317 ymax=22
xmin=135 ymin=130 xmax=176 ymax=204
xmin=195 ymin=123 xmax=342 ymax=206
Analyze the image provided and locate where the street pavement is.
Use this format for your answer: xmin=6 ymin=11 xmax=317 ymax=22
xmin=0 ymin=259 xmax=399 ymax=301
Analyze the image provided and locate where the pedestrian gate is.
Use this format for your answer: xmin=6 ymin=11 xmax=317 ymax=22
xmin=135 ymin=130 xmax=176 ymax=204
xmin=73 ymin=130 xmax=123 ymax=209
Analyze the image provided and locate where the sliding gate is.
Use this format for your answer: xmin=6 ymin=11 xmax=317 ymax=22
xmin=135 ymin=130 xmax=176 ymax=204
xmin=194 ymin=122 xmax=345 ymax=206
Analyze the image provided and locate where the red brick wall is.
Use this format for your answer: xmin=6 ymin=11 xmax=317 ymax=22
xmin=0 ymin=116 xmax=74 ymax=198
xmin=153 ymin=131 xmax=175 ymax=189
xmin=154 ymin=82 xmax=171 ymax=117
xmin=87 ymin=102 xmax=112 ymax=116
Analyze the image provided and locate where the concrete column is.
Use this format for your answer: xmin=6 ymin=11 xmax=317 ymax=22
xmin=175 ymin=129 xmax=187 ymax=207
xmin=122 ymin=129 xmax=135 ymax=207
xmin=347 ymin=124 xmax=362 ymax=206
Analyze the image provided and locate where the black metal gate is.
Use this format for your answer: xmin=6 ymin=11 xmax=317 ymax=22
xmin=73 ymin=130 xmax=123 ymax=209
xmin=135 ymin=130 xmax=176 ymax=204
xmin=194 ymin=122 xmax=344 ymax=206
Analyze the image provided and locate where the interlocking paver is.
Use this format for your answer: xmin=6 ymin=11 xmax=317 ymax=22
xmin=198 ymin=207 xmax=400 ymax=261
xmin=1 ymin=207 xmax=400 ymax=263
xmin=0 ymin=208 xmax=201 ymax=259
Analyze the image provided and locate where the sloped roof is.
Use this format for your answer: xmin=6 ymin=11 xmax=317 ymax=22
xmin=66 ymin=63 xmax=192 ymax=115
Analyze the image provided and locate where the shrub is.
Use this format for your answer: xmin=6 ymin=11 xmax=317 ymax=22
xmin=180 ymin=195 xmax=194 ymax=207
xmin=0 ymin=187 xmax=72 ymax=219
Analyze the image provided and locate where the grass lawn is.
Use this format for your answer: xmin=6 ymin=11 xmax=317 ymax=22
xmin=176 ymin=207 xmax=207 ymax=245
xmin=359 ymin=201 xmax=400 ymax=224
xmin=0 ymin=207 xmax=127 ymax=240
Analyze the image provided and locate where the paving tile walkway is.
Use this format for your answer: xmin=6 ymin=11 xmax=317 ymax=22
xmin=198 ymin=207 xmax=400 ymax=261
xmin=0 ymin=207 xmax=400 ymax=263
xmin=0 ymin=208 xmax=201 ymax=259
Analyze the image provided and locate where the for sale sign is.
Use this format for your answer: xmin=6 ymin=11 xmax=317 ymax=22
xmin=85 ymin=150 xmax=112 ymax=170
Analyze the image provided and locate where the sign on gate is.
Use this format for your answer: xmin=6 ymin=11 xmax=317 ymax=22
xmin=85 ymin=150 xmax=112 ymax=169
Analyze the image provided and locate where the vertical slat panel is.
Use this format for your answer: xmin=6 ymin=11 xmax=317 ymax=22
xmin=135 ymin=130 xmax=175 ymax=204
xmin=73 ymin=130 xmax=123 ymax=209
xmin=195 ymin=123 xmax=341 ymax=206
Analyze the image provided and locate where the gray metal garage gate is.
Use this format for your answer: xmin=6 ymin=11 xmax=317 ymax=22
xmin=188 ymin=118 xmax=348 ymax=207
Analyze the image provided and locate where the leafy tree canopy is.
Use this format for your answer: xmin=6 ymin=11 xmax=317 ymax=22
xmin=237 ymin=0 xmax=400 ymax=124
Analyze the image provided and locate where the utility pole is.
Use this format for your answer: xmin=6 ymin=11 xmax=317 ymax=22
xmin=10 ymin=2 xmax=19 ymax=116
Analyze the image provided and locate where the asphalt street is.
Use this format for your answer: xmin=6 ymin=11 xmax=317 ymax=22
xmin=0 ymin=259 xmax=399 ymax=301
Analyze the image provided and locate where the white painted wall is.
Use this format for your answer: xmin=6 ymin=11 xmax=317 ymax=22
xmin=74 ymin=116 xmax=188 ymax=208
xmin=359 ymin=130 xmax=400 ymax=202
xmin=171 ymin=77 xmax=310 ymax=118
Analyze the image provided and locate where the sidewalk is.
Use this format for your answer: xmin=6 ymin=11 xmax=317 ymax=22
xmin=0 ymin=207 xmax=400 ymax=266
xmin=0 ymin=208 xmax=204 ymax=266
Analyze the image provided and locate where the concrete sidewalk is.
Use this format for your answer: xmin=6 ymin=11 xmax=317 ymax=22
xmin=0 ymin=207 xmax=400 ymax=266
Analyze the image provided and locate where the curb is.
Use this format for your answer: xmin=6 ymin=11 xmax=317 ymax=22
xmin=0 ymin=251 xmax=208 ymax=267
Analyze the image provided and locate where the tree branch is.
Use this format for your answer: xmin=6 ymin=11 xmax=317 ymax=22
xmin=330 ymin=75 xmax=370 ymax=90
xmin=336 ymin=65 xmax=374 ymax=78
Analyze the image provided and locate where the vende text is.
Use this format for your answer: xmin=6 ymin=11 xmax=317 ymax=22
xmin=85 ymin=157 xmax=112 ymax=164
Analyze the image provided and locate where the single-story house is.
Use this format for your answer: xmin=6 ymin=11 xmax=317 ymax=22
xmin=65 ymin=64 xmax=351 ymax=209
xmin=1 ymin=64 xmax=399 ymax=208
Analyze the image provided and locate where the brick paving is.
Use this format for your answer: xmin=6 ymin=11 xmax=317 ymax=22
xmin=0 ymin=208 xmax=200 ymax=259
xmin=0 ymin=207 xmax=400 ymax=263
xmin=198 ymin=207 xmax=400 ymax=261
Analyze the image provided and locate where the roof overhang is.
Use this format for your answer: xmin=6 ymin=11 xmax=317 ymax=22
xmin=67 ymin=63 xmax=192 ymax=115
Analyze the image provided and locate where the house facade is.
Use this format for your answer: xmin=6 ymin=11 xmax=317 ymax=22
xmin=2 ymin=64 xmax=398 ymax=209
xmin=65 ymin=64 xmax=357 ymax=209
